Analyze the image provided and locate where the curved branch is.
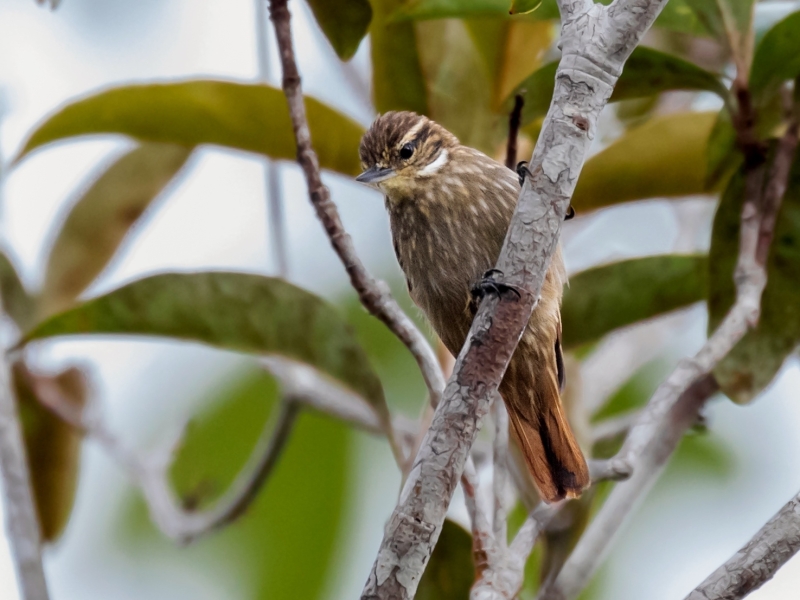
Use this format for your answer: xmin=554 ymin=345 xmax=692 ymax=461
xmin=684 ymin=490 xmax=800 ymax=600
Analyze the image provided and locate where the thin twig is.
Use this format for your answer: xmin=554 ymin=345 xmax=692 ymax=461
xmin=267 ymin=0 xmax=445 ymax=443
xmin=360 ymin=0 xmax=669 ymax=596
xmin=505 ymin=94 xmax=525 ymax=170
xmin=684 ymin=489 xmax=800 ymax=600
xmin=255 ymin=0 xmax=289 ymax=276
xmin=492 ymin=400 xmax=510 ymax=546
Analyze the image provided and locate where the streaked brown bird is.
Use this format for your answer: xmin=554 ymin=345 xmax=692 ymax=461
xmin=357 ymin=111 xmax=589 ymax=503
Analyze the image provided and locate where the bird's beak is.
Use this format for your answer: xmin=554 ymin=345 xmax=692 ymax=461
xmin=356 ymin=165 xmax=396 ymax=185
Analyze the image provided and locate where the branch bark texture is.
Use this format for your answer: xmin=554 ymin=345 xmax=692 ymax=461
xmin=360 ymin=0 xmax=669 ymax=597
xmin=684 ymin=490 xmax=800 ymax=600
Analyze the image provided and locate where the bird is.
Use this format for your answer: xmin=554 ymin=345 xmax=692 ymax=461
xmin=356 ymin=111 xmax=589 ymax=503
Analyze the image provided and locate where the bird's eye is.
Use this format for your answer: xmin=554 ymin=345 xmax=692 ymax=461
xmin=399 ymin=143 xmax=415 ymax=160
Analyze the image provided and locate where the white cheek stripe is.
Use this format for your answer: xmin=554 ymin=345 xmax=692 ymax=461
xmin=418 ymin=150 xmax=449 ymax=176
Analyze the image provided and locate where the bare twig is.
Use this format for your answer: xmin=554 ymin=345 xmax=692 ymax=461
xmin=505 ymin=94 xmax=525 ymax=170
xmin=684 ymin=489 xmax=800 ymax=600
xmin=267 ymin=0 xmax=445 ymax=439
xmin=359 ymin=0 xmax=669 ymax=596
xmin=255 ymin=0 xmax=289 ymax=276
xmin=537 ymin=103 xmax=800 ymax=600
xmin=0 ymin=359 xmax=49 ymax=599
xmin=492 ymin=400 xmax=510 ymax=545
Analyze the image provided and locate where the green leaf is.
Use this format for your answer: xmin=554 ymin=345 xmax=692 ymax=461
xmin=147 ymin=370 xmax=351 ymax=600
xmin=515 ymin=47 xmax=726 ymax=127
xmin=687 ymin=0 xmax=756 ymax=70
xmin=306 ymin=0 xmax=372 ymax=60
xmin=15 ymin=80 xmax=365 ymax=177
xmin=393 ymin=0 xmax=516 ymax=20
xmin=509 ymin=0 xmax=555 ymax=16
xmin=705 ymin=108 xmax=740 ymax=189
xmin=40 ymin=143 xmax=191 ymax=318
xmin=417 ymin=519 xmax=473 ymax=600
xmin=709 ymin=154 xmax=800 ymax=403
xmin=0 ymin=251 xmax=34 ymax=329
xmin=562 ymin=255 xmax=708 ymax=350
xmin=572 ymin=112 xmax=718 ymax=210
xmin=370 ymin=0 xmax=429 ymax=113
xmin=16 ymin=363 xmax=85 ymax=542
xmin=750 ymin=11 xmax=800 ymax=101
xmin=653 ymin=0 xmax=714 ymax=37
xmin=24 ymin=272 xmax=386 ymax=410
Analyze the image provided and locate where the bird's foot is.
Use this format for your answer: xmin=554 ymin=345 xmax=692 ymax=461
xmin=471 ymin=269 xmax=522 ymax=303
xmin=517 ymin=161 xmax=576 ymax=221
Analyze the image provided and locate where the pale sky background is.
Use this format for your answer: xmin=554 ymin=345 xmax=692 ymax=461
xmin=2 ymin=0 xmax=800 ymax=599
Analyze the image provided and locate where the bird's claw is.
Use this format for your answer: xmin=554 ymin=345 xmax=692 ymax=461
xmin=471 ymin=269 xmax=522 ymax=302
xmin=516 ymin=161 xmax=532 ymax=186
xmin=565 ymin=205 xmax=575 ymax=220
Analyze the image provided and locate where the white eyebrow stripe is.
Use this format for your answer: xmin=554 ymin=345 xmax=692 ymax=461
xmin=399 ymin=120 xmax=426 ymax=145
xmin=418 ymin=150 xmax=449 ymax=176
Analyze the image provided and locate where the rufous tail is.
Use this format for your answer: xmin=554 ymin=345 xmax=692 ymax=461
xmin=506 ymin=393 xmax=589 ymax=503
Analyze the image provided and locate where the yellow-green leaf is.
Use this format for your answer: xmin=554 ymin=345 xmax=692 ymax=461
xmin=572 ymin=112 xmax=717 ymax=210
xmin=417 ymin=519 xmax=473 ymax=600
xmin=16 ymin=80 xmax=364 ymax=177
xmin=23 ymin=272 xmax=387 ymax=411
xmin=0 ymin=252 xmax=34 ymax=330
xmin=16 ymin=363 xmax=86 ymax=542
xmin=41 ymin=143 xmax=191 ymax=318
xmin=306 ymin=0 xmax=372 ymax=60
xmin=750 ymin=11 xmax=800 ymax=101
xmin=709 ymin=154 xmax=800 ymax=403
xmin=370 ymin=0 xmax=429 ymax=113
xmin=562 ymin=255 xmax=708 ymax=350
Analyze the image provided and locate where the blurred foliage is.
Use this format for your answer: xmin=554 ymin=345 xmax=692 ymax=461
xmin=562 ymin=255 xmax=708 ymax=350
xmin=417 ymin=519 xmax=474 ymax=599
xmin=15 ymin=363 xmax=85 ymax=542
xmin=7 ymin=0 xmax=800 ymax=596
xmin=24 ymin=272 xmax=387 ymax=412
xmin=121 ymin=371 xmax=351 ymax=600
xmin=306 ymin=0 xmax=372 ymax=60
xmin=41 ymin=143 xmax=191 ymax=318
xmin=572 ymin=112 xmax=719 ymax=210
xmin=16 ymin=81 xmax=365 ymax=177
xmin=709 ymin=152 xmax=800 ymax=403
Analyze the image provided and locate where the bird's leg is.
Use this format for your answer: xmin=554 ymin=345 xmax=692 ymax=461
xmin=516 ymin=161 xmax=576 ymax=221
xmin=471 ymin=269 xmax=522 ymax=305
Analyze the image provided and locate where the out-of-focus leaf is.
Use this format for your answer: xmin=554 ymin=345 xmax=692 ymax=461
xmin=416 ymin=19 xmax=499 ymax=151
xmin=24 ymin=273 xmax=386 ymax=410
xmin=370 ymin=0 xmax=429 ymax=113
xmin=709 ymin=155 xmax=800 ymax=403
xmin=123 ymin=370 xmax=351 ymax=600
xmin=750 ymin=11 xmax=800 ymax=101
xmin=0 ymin=252 xmax=34 ymax=329
xmin=705 ymin=108 xmax=740 ymax=189
xmin=15 ymin=363 xmax=85 ymax=542
xmin=572 ymin=112 xmax=718 ymax=210
xmin=688 ymin=0 xmax=756 ymax=70
xmin=306 ymin=0 xmax=372 ymax=60
xmin=509 ymin=0 xmax=555 ymax=15
xmin=393 ymin=0 xmax=516 ymax=20
xmin=16 ymin=81 xmax=364 ymax=177
xmin=40 ymin=143 xmax=191 ymax=318
xmin=654 ymin=0 xmax=714 ymax=36
xmin=562 ymin=255 xmax=708 ymax=350
xmin=591 ymin=360 xmax=667 ymax=423
xmin=466 ymin=19 xmax=554 ymax=109
xmin=514 ymin=48 xmax=726 ymax=126
xmin=417 ymin=519 xmax=473 ymax=600
xmin=669 ymin=431 xmax=735 ymax=478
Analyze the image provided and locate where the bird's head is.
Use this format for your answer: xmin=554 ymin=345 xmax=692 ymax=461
xmin=357 ymin=111 xmax=459 ymax=195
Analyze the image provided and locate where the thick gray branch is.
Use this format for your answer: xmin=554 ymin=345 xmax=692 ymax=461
xmin=684 ymin=490 xmax=800 ymax=600
xmin=361 ymin=1 xmax=668 ymax=597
